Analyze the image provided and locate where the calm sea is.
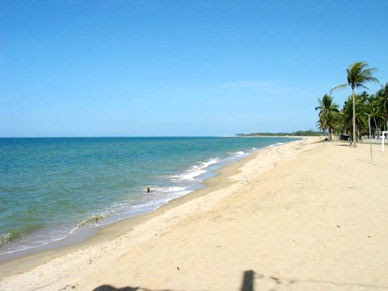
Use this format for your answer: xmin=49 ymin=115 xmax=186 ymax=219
xmin=0 ymin=137 xmax=293 ymax=259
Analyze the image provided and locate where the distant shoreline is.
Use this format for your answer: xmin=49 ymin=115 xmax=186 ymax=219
xmin=236 ymin=130 xmax=323 ymax=137
xmin=237 ymin=135 xmax=308 ymax=138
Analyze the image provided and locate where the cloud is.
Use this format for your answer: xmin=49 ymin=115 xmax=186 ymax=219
xmin=221 ymin=80 xmax=294 ymax=94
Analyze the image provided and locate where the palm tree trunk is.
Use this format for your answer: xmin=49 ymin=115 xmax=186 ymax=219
xmin=352 ymin=88 xmax=356 ymax=148
xmin=373 ymin=118 xmax=378 ymax=137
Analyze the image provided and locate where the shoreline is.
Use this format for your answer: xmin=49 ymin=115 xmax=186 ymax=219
xmin=0 ymin=138 xmax=303 ymax=280
xmin=3 ymin=137 xmax=388 ymax=290
xmin=236 ymin=135 xmax=311 ymax=138
xmin=0 ymin=137 xmax=290 ymax=264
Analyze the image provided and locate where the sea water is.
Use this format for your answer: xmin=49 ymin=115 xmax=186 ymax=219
xmin=0 ymin=137 xmax=292 ymax=259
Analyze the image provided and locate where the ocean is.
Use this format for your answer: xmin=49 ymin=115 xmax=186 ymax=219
xmin=0 ymin=136 xmax=293 ymax=259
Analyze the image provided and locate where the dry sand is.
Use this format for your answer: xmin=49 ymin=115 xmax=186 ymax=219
xmin=1 ymin=138 xmax=388 ymax=291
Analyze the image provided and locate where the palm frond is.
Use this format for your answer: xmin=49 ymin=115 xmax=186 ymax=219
xmin=356 ymin=84 xmax=369 ymax=90
xmin=347 ymin=62 xmax=379 ymax=89
xmin=330 ymin=84 xmax=347 ymax=95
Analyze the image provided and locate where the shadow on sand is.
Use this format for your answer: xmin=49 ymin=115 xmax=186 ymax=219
xmin=93 ymin=269 xmax=388 ymax=291
xmin=93 ymin=286 xmax=176 ymax=291
xmin=93 ymin=286 xmax=139 ymax=291
xmin=241 ymin=270 xmax=255 ymax=291
xmin=335 ymin=143 xmax=352 ymax=147
xmin=247 ymin=270 xmax=388 ymax=291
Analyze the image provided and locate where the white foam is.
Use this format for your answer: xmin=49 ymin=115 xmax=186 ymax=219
xmin=0 ymin=224 xmax=87 ymax=256
xmin=200 ymin=158 xmax=219 ymax=168
xmin=268 ymin=142 xmax=284 ymax=148
xmin=152 ymin=186 xmax=187 ymax=193
xmin=131 ymin=199 xmax=167 ymax=210
xmin=170 ymin=158 xmax=220 ymax=181
xmin=0 ymin=233 xmax=12 ymax=248
xmin=229 ymin=151 xmax=246 ymax=155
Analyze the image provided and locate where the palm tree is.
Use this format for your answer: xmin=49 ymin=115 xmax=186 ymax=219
xmin=376 ymin=83 xmax=388 ymax=130
xmin=341 ymin=94 xmax=368 ymax=140
xmin=315 ymin=94 xmax=339 ymax=140
xmin=366 ymin=95 xmax=381 ymax=136
xmin=332 ymin=62 xmax=379 ymax=147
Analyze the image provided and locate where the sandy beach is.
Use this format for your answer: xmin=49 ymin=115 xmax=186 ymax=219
xmin=1 ymin=137 xmax=388 ymax=291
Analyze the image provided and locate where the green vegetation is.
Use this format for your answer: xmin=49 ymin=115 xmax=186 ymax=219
xmin=236 ymin=130 xmax=322 ymax=137
xmin=316 ymin=61 xmax=387 ymax=143
xmin=331 ymin=62 xmax=379 ymax=147
xmin=315 ymin=94 xmax=339 ymax=140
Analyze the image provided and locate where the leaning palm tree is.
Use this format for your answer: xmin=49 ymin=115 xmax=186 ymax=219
xmin=315 ymin=94 xmax=339 ymax=140
xmin=332 ymin=62 xmax=379 ymax=147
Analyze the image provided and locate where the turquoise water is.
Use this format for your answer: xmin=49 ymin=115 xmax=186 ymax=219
xmin=0 ymin=137 xmax=292 ymax=257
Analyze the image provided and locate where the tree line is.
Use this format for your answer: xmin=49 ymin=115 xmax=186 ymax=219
xmin=316 ymin=62 xmax=387 ymax=147
xmin=236 ymin=130 xmax=321 ymax=137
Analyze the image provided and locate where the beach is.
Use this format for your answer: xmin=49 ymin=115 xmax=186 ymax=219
xmin=1 ymin=137 xmax=388 ymax=290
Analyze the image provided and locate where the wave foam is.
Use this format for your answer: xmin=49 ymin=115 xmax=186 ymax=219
xmin=229 ymin=151 xmax=246 ymax=155
xmin=170 ymin=158 xmax=220 ymax=181
xmin=131 ymin=200 xmax=166 ymax=210
xmin=77 ymin=214 xmax=106 ymax=227
xmin=152 ymin=186 xmax=187 ymax=193
xmin=268 ymin=142 xmax=284 ymax=148
xmin=0 ymin=233 xmax=13 ymax=248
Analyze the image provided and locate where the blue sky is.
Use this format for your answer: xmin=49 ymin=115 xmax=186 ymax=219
xmin=1 ymin=0 xmax=387 ymax=137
